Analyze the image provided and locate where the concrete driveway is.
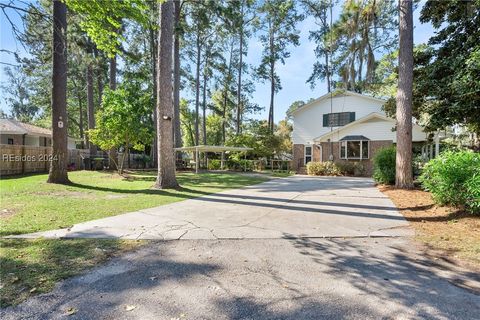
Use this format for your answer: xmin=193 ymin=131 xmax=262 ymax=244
xmin=20 ymin=175 xmax=412 ymax=240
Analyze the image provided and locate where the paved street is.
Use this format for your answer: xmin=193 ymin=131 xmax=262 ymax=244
xmin=16 ymin=176 xmax=412 ymax=240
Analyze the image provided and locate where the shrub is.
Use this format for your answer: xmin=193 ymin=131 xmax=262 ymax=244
xmin=306 ymin=161 xmax=341 ymax=176
xmin=226 ymin=159 xmax=253 ymax=171
xmin=419 ymin=150 xmax=480 ymax=213
xmin=208 ymin=159 xmax=221 ymax=170
xmin=372 ymin=146 xmax=396 ymax=184
xmin=335 ymin=161 xmax=355 ymax=175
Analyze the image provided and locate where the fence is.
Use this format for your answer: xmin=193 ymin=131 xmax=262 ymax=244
xmin=0 ymin=144 xmax=89 ymax=176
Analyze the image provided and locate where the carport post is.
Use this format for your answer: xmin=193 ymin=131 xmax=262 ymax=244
xmin=221 ymin=152 xmax=225 ymax=170
xmin=195 ymin=148 xmax=199 ymax=173
xmin=244 ymin=153 xmax=247 ymax=172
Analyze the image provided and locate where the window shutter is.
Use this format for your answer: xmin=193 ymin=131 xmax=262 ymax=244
xmin=350 ymin=112 xmax=356 ymax=123
xmin=323 ymin=114 xmax=328 ymax=127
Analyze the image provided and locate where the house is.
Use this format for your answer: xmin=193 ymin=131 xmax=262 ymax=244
xmin=0 ymin=119 xmax=85 ymax=175
xmin=290 ymin=90 xmax=427 ymax=175
xmin=0 ymin=118 xmax=78 ymax=149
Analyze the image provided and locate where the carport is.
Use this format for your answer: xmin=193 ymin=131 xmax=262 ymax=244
xmin=174 ymin=145 xmax=253 ymax=173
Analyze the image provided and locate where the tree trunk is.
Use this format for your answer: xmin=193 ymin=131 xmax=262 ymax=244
xmin=155 ymin=0 xmax=179 ymax=189
xmin=47 ymin=0 xmax=70 ymax=184
xmin=268 ymin=21 xmax=275 ymax=133
xmin=108 ymin=54 xmax=118 ymax=170
xmin=149 ymin=6 xmax=158 ymax=168
xmin=395 ymin=0 xmax=414 ymax=189
xmin=236 ymin=10 xmax=244 ymax=135
xmin=194 ymin=32 xmax=201 ymax=147
xmin=86 ymin=60 xmax=96 ymax=157
xmin=173 ymin=0 xmax=182 ymax=153
xmin=202 ymin=61 xmax=207 ymax=146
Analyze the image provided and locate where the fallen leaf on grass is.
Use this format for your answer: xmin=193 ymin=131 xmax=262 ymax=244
xmin=65 ymin=307 xmax=78 ymax=316
xmin=125 ymin=305 xmax=137 ymax=311
xmin=29 ymin=287 xmax=37 ymax=293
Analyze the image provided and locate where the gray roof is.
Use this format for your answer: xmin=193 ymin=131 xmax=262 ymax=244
xmin=339 ymin=135 xmax=370 ymax=141
xmin=0 ymin=119 xmax=52 ymax=137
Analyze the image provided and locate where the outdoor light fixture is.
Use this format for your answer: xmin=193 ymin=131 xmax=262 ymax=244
xmin=162 ymin=115 xmax=172 ymax=120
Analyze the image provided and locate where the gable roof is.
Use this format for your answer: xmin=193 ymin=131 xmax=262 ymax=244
xmin=288 ymin=90 xmax=387 ymax=117
xmin=0 ymin=119 xmax=52 ymax=137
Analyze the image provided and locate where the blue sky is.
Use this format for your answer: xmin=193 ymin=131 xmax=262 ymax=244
xmin=0 ymin=1 xmax=435 ymax=123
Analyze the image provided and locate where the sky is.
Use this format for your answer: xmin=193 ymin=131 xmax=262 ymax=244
xmin=0 ymin=1 xmax=436 ymax=123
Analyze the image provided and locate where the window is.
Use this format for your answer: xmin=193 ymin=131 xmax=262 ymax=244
xmin=323 ymin=112 xmax=355 ymax=127
xmin=340 ymin=140 xmax=369 ymax=159
xmin=7 ymin=138 xmax=14 ymax=145
xmin=305 ymin=146 xmax=312 ymax=164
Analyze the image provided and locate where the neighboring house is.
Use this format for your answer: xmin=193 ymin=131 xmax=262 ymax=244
xmin=0 ymin=118 xmax=78 ymax=149
xmin=290 ymin=90 xmax=427 ymax=175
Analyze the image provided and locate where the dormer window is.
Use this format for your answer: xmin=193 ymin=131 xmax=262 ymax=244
xmin=339 ymin=135 xmax=369 ymax=159
xmin=323 ymin=112 xmax=355 ymax=127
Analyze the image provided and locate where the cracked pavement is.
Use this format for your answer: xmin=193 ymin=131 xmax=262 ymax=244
xmin=4 ymin=175 xmax=480 ymax=319
xmin=11 ymin=176 xmax=413 ymax=240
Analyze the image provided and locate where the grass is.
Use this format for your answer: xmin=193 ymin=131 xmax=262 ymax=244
xmin=0 ymin=170 xmax=269 ymax=236
xmin=0 ymin=170 xmax=269 ymax=307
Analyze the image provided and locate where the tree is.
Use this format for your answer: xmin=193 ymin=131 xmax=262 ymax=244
xmin=256 ymin=0 xmax=303 ymax=132
xmin=417 ymin=0 xmax=480 ymax=145
xmin=155 ymin=0 xmax=178 ymax=189
xmin=395 ymin=0 xmax=414 ymax=189
xmin=329 ymin=0 xmax=397 ymax=92
xmin=173 ymin=0 xmax=183 ymax=151
xmin=47 ymin=0 xmax=70 ymax=184
xmin=88 ymin=86 xmax=153 ymax=174
xmin=1 ymin=66 xmax=38 ymax=122
xmin=302 ymin=0 xmax=334 ymax=92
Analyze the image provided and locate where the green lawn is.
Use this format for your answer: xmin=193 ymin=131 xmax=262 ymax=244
xmin=0 ymin=170 xmax=270 ymax=307
xmin=0 ymin=170 xmax=269 ymax=236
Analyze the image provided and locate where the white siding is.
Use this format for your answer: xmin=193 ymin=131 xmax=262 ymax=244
xmin=25 ymin=136 xmax=40 ymax=146
xmin=292 ymin=94 xmax=385 ymax=144
xmin=316 ymin=117 xmax=427 ymax=143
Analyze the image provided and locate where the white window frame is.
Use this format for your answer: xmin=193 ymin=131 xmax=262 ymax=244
xmin=304 ymin=145 xmax=312 ymax=165
xmin=339 ymin=140 xmax=369 ymax=160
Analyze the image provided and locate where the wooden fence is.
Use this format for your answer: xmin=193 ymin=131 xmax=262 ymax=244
xmin=0 ymin=144 xmax=89 ymax=176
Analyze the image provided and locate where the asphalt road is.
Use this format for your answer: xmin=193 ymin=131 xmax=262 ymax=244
xmin=2 ymin=238 xmax=479 ymax=320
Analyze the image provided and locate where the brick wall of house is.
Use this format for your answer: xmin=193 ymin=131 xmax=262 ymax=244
xmin=318 ymin=140 xmax=393 ymax=176
xmin=312 ymin=144 xmax=321 ymax=162
xmin=292 ymin=144 xmax=304 ymax=170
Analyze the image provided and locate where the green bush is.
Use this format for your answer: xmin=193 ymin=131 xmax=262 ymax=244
xmin=207 ymin=159 xmax=221 ymax=170
xmin=419 ymin=150 xmax=480 ymax=213
xmin=372 ymin=146 xmax=396 ymax=184
xmin=306 ymin=161 xmax=341 ymax=176
xmin=335 ymin=161 xmax=355 ymax=175
xmin=226 ymin=159 xmax=253 ymax=171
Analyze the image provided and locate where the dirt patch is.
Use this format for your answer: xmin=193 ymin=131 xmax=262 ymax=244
xmin=33 ymin=191 xmax=97 ymax=199
xmin=379 ymin=185 xmax=480 ymax=271
xmin=0 ymin=208 xmax=16 ymax=219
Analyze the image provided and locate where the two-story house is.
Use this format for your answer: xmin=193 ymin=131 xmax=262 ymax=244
xmin=290 ymin=90 xmax=427 ymax=175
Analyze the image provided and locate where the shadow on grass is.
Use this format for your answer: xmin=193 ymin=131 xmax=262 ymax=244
xmin=0 ymin=238 xmax=143 ymax=307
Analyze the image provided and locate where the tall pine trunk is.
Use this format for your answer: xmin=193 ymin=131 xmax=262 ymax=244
xmin=108 ymin=54 xmax=118 ymax=170
xmin=236 ymin=9 xmax=244 ymax=135
xmin=173 ymin=0 xmax=182 ymax=152
xmin=194 ymin=32 xmax=201 ymax=147
xmin=202 ymin=60 xmax=207 ymax=146
xmin=48 ymin=0 xmax=70 ymax=184
xmin=86 ymin=59 xmax=96 ymax=157
xmin=267 ymin=22 xmax=275 ymax=132
xmin=155 ymin=0 xmax=179 ymax=189
xmin=149 ymin=7 xmax=158 ymax=168
xmin=395 ymin=0 xmax=414 ymax=189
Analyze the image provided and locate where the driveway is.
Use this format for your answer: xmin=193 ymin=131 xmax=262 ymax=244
xmin=18 ymin=175 xmax=412 ymax=240
xmin=4 ymin=175 xmax=480 ymax=319
xmin=2 ymin=238 xmax=479 ymax=320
